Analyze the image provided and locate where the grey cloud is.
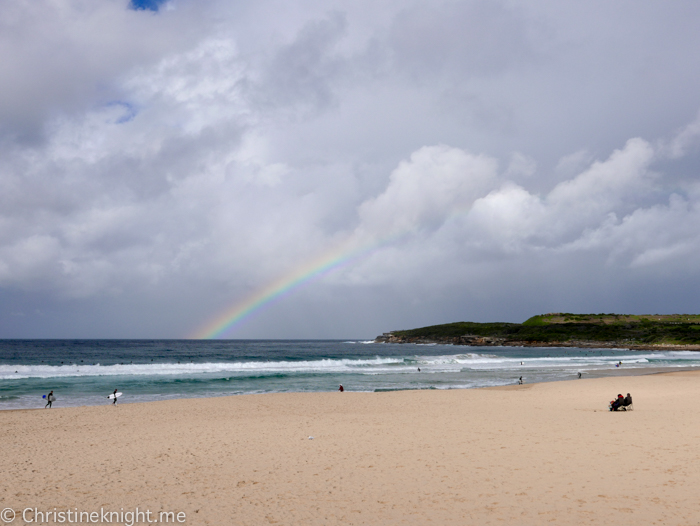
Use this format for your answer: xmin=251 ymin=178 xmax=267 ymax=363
xmin=2 ymin=0 xmax=700 ymax=337
xmin=388 ymin=0 xmax=543 ymax=80
xmin=253 ymin=12 xmax=349 ymax=113
xmin=0 ymin=0 xmax=203 ymax=143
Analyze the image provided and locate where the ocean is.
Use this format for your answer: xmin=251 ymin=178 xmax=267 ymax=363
xmin=2 ymin=339 xmax=699 ymax=410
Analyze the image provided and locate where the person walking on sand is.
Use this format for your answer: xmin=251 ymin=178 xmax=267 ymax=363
xmin=45 ymin=390 xmax=54 ymax=409
xmin=111 ymin=388 xmax=118 ymax=405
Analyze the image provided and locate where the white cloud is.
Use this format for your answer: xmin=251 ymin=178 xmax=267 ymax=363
xmin=357 ymin=145 xmax=498 ymax=236
xmin=338 ymin=131 xmax=700 ymax=311
xmin=467 ymin=183 xmax=546 ymax=251
xmin=455 ymin=138 xmax=655 ymax=252
xmin=662 ymin=110 xmax=700 ymax=159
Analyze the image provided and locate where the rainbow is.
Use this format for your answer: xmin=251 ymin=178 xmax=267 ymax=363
xmin=190 ymin=196 xmax=477 ymax=339
xmin=191 ymin=237 xmax=386 ymax=339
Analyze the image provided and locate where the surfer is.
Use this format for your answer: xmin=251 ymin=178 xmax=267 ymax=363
xmin=338 ymin=384 xmax=344 ymax=392
xmin=518 ymin=376 xmax=523 ymax=385
xmin=45 ymin=390 xmax=54 ymax=409
xmin=112 ymin=388 xmax=118 ymax=405
xmin=578 ymin=372 xmax=582 ymax=379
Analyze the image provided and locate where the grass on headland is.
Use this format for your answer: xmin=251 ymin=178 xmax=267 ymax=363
xmin=381 ymin=313 xmax=700 ymax=346
xmin=523 ymin=313 xmax=700 ymax=326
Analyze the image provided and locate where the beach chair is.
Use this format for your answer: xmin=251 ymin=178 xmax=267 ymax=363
xmin=608 ymin=399 xmax=634 ymax=411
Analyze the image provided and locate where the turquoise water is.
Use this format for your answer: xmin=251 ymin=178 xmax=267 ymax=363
xmin=1 ymin=340 xmax=699 ymax=410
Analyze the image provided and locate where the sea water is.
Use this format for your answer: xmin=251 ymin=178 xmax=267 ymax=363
xmin=1 ymin=339 xmax=700 ymax=410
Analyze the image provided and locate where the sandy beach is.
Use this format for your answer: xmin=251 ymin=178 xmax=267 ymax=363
xmin=2 ymin=371 xmax=700 ymax=525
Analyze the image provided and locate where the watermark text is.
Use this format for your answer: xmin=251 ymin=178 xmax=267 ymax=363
xmin=1 ymin=507 xmax=185 ymax=525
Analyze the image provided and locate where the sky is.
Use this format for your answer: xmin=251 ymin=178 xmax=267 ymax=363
xmin=2 ymin=0 xmax=700 ymax=339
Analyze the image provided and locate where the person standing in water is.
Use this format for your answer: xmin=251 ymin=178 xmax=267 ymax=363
xmin=111 ymin=389 xmax=118 ymax=405
xmin=45 ymin=390 xmax=54 ymax=409
xmin=338 ymin=384 xmax=344 ymax=392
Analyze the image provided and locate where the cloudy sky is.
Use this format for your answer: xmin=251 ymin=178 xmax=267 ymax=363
xmin=2 ymin=0 xmax=700 ymax=338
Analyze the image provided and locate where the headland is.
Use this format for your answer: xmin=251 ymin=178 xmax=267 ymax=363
xmin=375 ymin=313 xmax=700 ymax=350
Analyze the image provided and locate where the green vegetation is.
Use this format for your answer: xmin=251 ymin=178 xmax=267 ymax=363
xmin=523 ymin=313 xmax=700 ymax=326
xmin=382 ymin=313 xmax=700 ymax=347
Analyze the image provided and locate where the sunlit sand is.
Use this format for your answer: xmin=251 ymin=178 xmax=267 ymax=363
xmin=2 ymin=370 xmax=699 ymax=525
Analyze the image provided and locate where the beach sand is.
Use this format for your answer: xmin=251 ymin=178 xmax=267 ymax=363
xmin=2 ymin=371 xmax=700 ymax=525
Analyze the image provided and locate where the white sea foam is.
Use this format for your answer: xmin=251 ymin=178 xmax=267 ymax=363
xmin=4 ymin=341 xmax=700 ymax=411
xmin=0 ymin=352 xmax=526 ymax=380
xmin=1 ymin=350 xmax=699 ymax=381
xmin=0 ymin=356 xmax=420 ymax=380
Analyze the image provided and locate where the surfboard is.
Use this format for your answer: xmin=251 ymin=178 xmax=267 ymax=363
xmin=43 ymin=395 xmax=56 ymax=401
xmin=107 ymin=392 xmax=122 ymax=399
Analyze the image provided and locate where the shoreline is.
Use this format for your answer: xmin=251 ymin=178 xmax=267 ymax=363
xmin=4 ymin=364 xmax=699 ymax=414
xmin=5 ymin=339 xmax=700 ymax=417
xmin=375 ymin=336 xmax=700 ymax=351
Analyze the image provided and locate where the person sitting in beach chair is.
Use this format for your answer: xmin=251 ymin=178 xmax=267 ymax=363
xmin=620 ymin=393 xmax=633 ymax=411
xmin=609 ymin=394 xmax=624 ymax=411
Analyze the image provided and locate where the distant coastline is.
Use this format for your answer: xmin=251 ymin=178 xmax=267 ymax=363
xmin=375 ymin=313 xmax=700 ymax=351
